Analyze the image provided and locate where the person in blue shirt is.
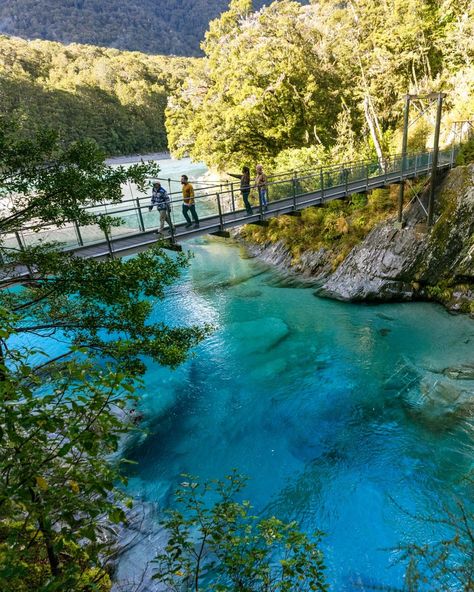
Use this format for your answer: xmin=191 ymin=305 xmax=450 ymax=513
xmin=149 ymin=182 xmax=174 ymax=235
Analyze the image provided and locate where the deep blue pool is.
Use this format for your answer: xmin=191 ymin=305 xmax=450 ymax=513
xmin=121 ymin=236 xmax=474 ymax=590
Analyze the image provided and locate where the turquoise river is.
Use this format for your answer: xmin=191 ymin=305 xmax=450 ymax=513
xmin=117 ymin=234 xmax=474 ymax=591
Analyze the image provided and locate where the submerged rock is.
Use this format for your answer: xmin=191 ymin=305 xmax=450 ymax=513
xmin=397 ymin=365 xmax=474 ymax=430
xmin=404 ymin=376 xmax=474 ymax=429
xmin=382 ymin=358 xmax=474 ymax=430
xmin=226 ymin=317 xmax=290 ymax=355
xmin=111 ymin=502 xmax=167 ymax=592
xmin=441 ymin=364 xmax=474 ymax=380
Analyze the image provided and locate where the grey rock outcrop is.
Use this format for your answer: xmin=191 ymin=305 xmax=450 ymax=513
xmin=244 ymin=240 xmax=332 ymax=280
xmin=318 ymin=164 xmax=474 ymax=311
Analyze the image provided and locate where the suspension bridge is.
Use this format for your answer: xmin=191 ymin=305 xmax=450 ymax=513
xmin=3 ymin=142 xmax=462 ymax=261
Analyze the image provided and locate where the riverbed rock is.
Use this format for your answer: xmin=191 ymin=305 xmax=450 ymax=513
xmin=243 ymin=239 xmax=332 ymax=281
xmin=226 ymin=316 xmax=290 ymax=355
xmin=111 ymin=501 xmax=168 ymax=592
xmin=440 ymin=363 xmax=474 ymax=380
xmin=402 ymin=372 xmax=474 ymax=430
xmin=317 ymin=222 xmax=427 ymax=302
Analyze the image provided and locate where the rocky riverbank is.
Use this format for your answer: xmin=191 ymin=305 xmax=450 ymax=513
xmin=239 ymin=164 xmax=474 ymax=315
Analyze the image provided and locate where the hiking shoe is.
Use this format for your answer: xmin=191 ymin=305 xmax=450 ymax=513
xmin=185 ymin=223 xmax=193 ymax=228
xmin=193 ymin=223 xmax=200 ymax=229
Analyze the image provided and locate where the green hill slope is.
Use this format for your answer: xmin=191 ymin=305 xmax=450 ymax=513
xmin=0 ymin=0 xmax=269 ymax=57
xmin=0 ymin=35 xmax=194 ymax=155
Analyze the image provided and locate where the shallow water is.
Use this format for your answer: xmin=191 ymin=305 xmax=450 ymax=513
xmin=120 ymin=236 xmax=474 ymax=590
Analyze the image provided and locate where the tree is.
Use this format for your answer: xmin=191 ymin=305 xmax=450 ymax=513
xmin=394 ymin=476 xmax=474 ymax=591
xmin=311 ymin=0 xmax=442 ymax=155
xmin=0 ymin=118 xmax=208 ymax=375
xmin=153 ymin=472 xmax=328 ymax=591
xmin=0 ymin=355 xmax=137 ymax=591
xmin=166 ymin=0 xmax=342 ymax=169
xmin=0 ymin=119 xmax=210 ymax=589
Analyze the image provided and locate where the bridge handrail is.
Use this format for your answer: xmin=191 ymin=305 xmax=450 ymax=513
xmin=78 ymin=146 xmax=445 ymax=214
xmin=0 ymin=144 xmax=461 ymax=252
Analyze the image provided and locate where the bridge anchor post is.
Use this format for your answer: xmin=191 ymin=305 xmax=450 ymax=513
xmin=216 ymin=193 xmax=225 ymax=231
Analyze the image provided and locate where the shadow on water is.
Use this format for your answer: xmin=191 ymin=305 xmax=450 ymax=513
xmin=123 ymin=361 xmax=205 ymax=487
xmin=264 ymin=273 xmax=321 ymax=289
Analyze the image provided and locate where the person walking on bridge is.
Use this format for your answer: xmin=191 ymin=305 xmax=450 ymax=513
xmin=254 ymin=164 xmax=268 ymax=211
xmin=181 ymin=174 xmax=199 ymax=229
xmin=150 ymin=182 xmax=174 ymax=235
xmin=228 ymin=166 xmax=253 ymax=215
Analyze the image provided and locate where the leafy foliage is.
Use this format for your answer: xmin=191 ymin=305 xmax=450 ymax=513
xmin=456 ymin=135 xmax=474 ymax=165
xmin=0 ymin=120 xmax=210 ymax=589
xmin=0 ymin=35 xmax=193 ymax=155
xmin=166 ymin=0 xmax=342 ymax=169
xmin=0 ymin=356 xmax=134 ymax=592
xmin=167 ymin=0 xmax=474 ymax=170
xmin=153 ymin=472 xmax=327 ymax=591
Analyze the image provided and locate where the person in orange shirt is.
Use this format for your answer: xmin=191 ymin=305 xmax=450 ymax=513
xmin=181 ymin=174 xmax=199 ymax=228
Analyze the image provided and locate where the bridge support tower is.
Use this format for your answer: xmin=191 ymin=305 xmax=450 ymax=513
xmin=397 ymin=92 xmax=445 ymax=228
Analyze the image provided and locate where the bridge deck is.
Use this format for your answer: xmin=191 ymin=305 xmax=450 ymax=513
xmin=69 ymin=159 xmax=450 ymax=260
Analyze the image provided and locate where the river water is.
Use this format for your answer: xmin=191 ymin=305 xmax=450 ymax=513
xmin=118 ymin=234 xmax=474 ymax=591
xmin=11 ymin=150 xmax=472 ymax=589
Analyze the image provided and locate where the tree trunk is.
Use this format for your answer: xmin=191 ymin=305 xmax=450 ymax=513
xmin=363 ymin=96 xmax=385 ymax=168
xmin=29 ymin=487 xmax=60 ymax=577
xmin=0 ymin=342 xmax=5 ymax=382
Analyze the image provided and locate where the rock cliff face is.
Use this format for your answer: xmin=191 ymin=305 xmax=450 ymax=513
xmin=319 ymin=165 xmax=474 ymax=312
xmin=243 ymin=165 xmax=474 ymax=314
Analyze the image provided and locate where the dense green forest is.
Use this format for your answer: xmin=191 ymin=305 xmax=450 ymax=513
xmin=0 ymin=35 xmax=194 ymax=155
xmin=167 ymin=0 xmax=474 ymax=171
xmin=0 ymin=0 xmax=269 ymax=56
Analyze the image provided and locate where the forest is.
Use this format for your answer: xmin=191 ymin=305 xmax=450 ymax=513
xmin=166 ymin=0 xmax=474 ymax=172
xmin=0 ymin=35 xmax=193 ymax=155
xmin=0 ymin=0 xmax=269 ymax=57
xmin=3 ymin=0 xmax=471 ymax=162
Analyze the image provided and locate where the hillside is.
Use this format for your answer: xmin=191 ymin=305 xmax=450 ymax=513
xmin=0 ymin=0 xmax=269 ymax=57
xmin=0 ymin=35 xmax=194 ymax=155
